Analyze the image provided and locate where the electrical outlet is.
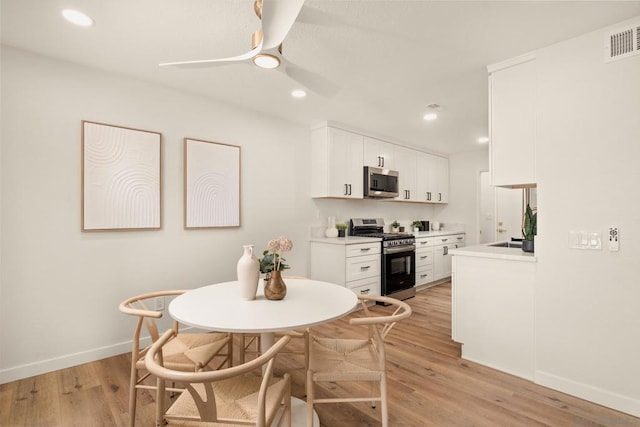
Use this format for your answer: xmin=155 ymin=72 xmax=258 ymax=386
xmin=608 ymin=227 xmax=619 ymax=251
xmin=155 ymin=296 xmax=165 ymax=311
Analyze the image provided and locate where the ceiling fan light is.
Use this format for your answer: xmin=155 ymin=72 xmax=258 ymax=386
xmin=61 ymin=9 xmax=94 ymax=27
xmin=253 ymin=54 xmax=280 ymax=69
xmin=423 ymin=112 xmax=438 ymax=121
xmin=291 ymin=89 xmax=307 ymax=98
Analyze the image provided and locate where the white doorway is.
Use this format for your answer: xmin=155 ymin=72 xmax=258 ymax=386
xmin=478 ymin=171 xmax=527 ymax=243
xmin=478 ymin=171 xmax=495 ymax=244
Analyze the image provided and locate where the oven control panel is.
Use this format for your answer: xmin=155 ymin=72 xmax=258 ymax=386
xmin=383 ymin=238 xmax=415 ymax=247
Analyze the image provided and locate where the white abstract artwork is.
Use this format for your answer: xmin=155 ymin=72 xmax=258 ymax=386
xmin=184 ymin=138 xmax=240 ymax=228
xmin=82 ymin=121 xmax=162 ymax=231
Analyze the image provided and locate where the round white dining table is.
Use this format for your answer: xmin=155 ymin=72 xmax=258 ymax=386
xmin=169 ymin=278 xmax=359 ymax=427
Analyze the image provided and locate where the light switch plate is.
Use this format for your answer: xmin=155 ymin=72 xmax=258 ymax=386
xmin=569 ymin=231 xmax=602 ymax=250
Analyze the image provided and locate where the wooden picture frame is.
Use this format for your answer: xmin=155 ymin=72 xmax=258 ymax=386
xmin=82 ymin=121 xmax=162 ymax=231
xmin=184 ymin=138 xmax=241 ymax=229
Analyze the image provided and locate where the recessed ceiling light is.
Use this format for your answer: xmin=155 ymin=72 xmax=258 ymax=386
xmin=252 ymin=54 xmax=280 ymax=69
xmin=61 ymin=9 xmax=94 ymax=27
xmin=291 ymin=89 xmax=306 ymax=98
xmin=478 ymin=136 xmax=490 ymax=144
xmin=423 ymin=112 xmax=438 ymax=121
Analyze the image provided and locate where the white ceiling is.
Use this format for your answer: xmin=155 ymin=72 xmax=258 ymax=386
xmin=3 ymin=1 xmax=640 ymax=154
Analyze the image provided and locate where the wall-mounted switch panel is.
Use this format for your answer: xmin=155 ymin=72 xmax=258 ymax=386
xmin=569 ymin=231 xmax=602 ymax=250
xmin=608 ymin=227 xmax=619 ymax=251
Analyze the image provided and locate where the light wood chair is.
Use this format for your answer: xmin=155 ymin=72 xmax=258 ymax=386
xmin=119 ymin=290 xmax=233 ymax=427
xmin=305 ymin=294 xmax=412 ymax=427
xmin=146 ymin=329 xmax=292 ymax=427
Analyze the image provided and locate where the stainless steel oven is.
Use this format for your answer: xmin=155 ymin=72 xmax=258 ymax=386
xmin=382 ymin=240 xmax=416 ymax=300
xmin=350 ymin=218 xmax=416 ymax=301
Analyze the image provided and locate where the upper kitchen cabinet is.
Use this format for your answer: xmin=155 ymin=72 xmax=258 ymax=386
xmin=311 ymin=125 xmax=364 ymax=198
xmin=363 ymin=136 xmax=395 ymax=169
xmin=394 ymin=145 xmax=418 ymax=201
xmin=416 ymin=153 xmax=449 ymax=203
xmin=488 ymin=53 xmax=537 ymax=188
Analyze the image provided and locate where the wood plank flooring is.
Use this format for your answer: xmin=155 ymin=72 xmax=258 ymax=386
xmin=1 ymin=282 xmax=638 ymax=426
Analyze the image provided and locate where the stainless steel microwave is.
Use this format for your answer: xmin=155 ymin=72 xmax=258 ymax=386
xmin=364 ymin=166 xmax=399 ymax=198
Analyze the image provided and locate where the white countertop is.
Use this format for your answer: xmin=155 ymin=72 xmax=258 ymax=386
xmin=449 ymin=242 xmax=537 ymax=262
xmin=412 ymin=230 xmax=465 ymax=238
xmin=309 ymin=236 xmax=381 ymax=245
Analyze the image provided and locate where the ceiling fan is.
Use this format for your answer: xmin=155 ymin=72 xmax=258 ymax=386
xmin=159 ymin=0 xmax=338 ymax=97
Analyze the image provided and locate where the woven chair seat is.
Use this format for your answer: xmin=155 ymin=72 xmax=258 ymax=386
xmin=165 ymin=375 xmax=288 ymax=426
xmin=135 ymin=332 xmax=229 ymax=371
xmin=309 ymin=337 xmax=382 ymax=382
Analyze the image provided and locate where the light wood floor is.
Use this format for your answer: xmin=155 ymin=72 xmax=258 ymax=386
xmin=1 ymin=282 xmax=639 ymax=426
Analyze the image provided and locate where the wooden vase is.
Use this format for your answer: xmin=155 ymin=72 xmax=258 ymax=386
xmin=264 ymin=270 xmax=287 ymax=300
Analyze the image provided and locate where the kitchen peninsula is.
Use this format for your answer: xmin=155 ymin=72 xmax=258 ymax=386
xmin=450 ymin=243 xmax=537 ymax=380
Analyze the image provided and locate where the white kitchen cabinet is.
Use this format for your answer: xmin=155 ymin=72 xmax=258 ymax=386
xmin=415 ymin=237 xmax=435 ymax=286
xmin=363 ymin=136 xmax=395 ymax=169
xmin=416 ymin=153 xmax=449 ymax=203
xmin=488 ymin=53 xmax=536 ymax=188
xmin=310 ymin=240 xmax=381 ymax=296
xmin=311 ymin=125 xmax=364 ymax=198
xmin=432 ymin=155 xmax=449 ymax=203
xmin=433 ymin=234 xmax=465 ymax=281
xmin=394 ymin=146 xmax=418 ymax=201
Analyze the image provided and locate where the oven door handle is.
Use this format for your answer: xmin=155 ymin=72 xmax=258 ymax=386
xmin=383 ymin=245 xmax=415 ymax=254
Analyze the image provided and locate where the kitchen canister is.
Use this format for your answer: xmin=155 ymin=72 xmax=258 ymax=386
xmin=237 ymin=245 xmax=260 ymax=300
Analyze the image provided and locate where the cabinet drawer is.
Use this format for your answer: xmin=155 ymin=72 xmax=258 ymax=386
xmin=416 ymin=251 xmax=433 ymax=267
xmin=346 ymin=242 xmax=380 ymax=257
xmin=345 ymin=254 xmax=380 ymax=282
xmin=348 ymin=278 xmax=381 ymax=297
xmin=416 ymin=267 xmax=434 ymax=285
xmin=415 ymin=238 xmax=434 ymax=248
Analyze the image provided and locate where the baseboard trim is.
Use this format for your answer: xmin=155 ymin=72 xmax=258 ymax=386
xmin=0 ymin=328 xmax=204 ymax=384
xmin=535 ymin=370 xmax=640 ymax=418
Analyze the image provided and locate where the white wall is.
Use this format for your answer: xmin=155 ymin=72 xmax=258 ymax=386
xmin=534 ymin=18 xmax=640 ymax=416
xmin=434 ymin=149 xmax=489 ymax=246
xmin=0 ymin=46 xmax=316 ymax=382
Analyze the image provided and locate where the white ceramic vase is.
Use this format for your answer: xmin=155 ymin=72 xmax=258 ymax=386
xmin=237 ymin=245 xmax=260 ymax=300
xmin=325 ymin=216 xmax=338 ymax=237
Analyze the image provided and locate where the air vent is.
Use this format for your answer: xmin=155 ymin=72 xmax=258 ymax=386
xmin=605 ymin=24 xmax=640 ymax=63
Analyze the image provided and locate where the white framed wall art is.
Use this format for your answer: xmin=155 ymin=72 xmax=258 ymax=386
xmin=184 ymin=138 xmax=241 ymax=229
xmin=82 ymin=121 xmax=162 ymax=231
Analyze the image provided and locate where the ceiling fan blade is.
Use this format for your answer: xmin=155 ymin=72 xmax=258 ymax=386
xmin=260 ymin=0 xmax=305 ymax=50
xmin=159 ymin=44 xmax=262 ymax=68
xmin=282 ymin=60 xmax=339 ymax=98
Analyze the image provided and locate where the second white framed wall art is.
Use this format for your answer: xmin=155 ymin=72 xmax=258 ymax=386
xmin=184 ymin=138 xmax=241 ymax=229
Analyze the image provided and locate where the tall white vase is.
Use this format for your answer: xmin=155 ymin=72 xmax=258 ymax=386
xmin=237 ymin=245 xmax=259 ymax=300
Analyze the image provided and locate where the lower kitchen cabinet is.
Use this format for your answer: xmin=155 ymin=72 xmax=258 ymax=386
xmin=310 ymin=239 xmax=381 ymax=296
xmin=433 ymin=234 xmax=465 ymax=281
xmin=415 ymin=237 xmax=435 ymax=286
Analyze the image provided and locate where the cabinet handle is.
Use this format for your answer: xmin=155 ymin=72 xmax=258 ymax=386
xmin=420 ymin=274 xmax=429 ymax=278
xmin=360 ymin=265 xmax=371 ymax=270
xmin=427 ymin=192 xmax=431 ymax=201
xmin=377 ymin=156 xmax=381 ymax=167
xmin=360 ymin=289 xmax=370 ymax=294
xmin=420 ymin=241 xmax=428 ymax=245
xmin=381 ymin=157 xmax=385 ymax=167
xmin=441 ymin=239 xmax=448 ymax=242
xmin=420 ymin=256 xmax=428 ymax=259
xmin=443 ymin=246 xmax=449 ymax=255
xmin=348 ymin=184 xmax=352 ymax=195
xmin=438 ymin=192 xmax=442 ymax=201
xmin=344 ymin=184 xmax=348 ymax=196
xmin=360 ymin=247 xmax=371 ymax=252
